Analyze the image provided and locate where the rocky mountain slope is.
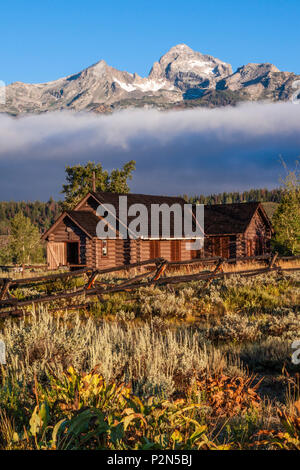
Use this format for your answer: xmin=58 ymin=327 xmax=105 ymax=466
xmin=1 ymin=44 xmax=299 ymax=115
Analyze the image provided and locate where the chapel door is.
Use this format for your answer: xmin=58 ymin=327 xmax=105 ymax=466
xmin=47 ymin=242 xmax=66 ymax=269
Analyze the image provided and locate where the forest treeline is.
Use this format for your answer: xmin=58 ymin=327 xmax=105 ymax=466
xmin=0 ymin=188 xmax=284 ymax=235
xmin=183 ymin=188 xmax=284 ymax=204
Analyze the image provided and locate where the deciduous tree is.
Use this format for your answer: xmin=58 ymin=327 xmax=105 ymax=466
xmin=272 ymin=164 xmax=300 ymax=255
xmin=61 ymin=160 xmax=136 ymax=209
xmin=3 ymin=213 xmax=44 ymax=264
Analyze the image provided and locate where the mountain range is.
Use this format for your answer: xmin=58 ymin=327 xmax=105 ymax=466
xmin=1 ymin=44 xmax=299 ymax=115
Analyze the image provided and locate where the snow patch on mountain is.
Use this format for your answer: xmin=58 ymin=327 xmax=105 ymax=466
xmin=113 ymin=77 xmax=175 ymax=93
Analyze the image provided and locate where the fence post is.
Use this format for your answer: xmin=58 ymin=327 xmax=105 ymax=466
xmin=205 ymin=258 xmax=224 ymax=288
xmin=0 ymin=279 xmax=11 ymax=301
xmin=151 ymin=261 xmax=168 ymax=283
xmin=268 ymin=252 xmax=279 ymax=269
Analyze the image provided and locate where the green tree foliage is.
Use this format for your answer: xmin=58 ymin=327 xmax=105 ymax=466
xmin=272 ymin=165 xmax=300 ymax=255
xmin=61 ymin=160 xmax=136 ymax=210
xmin=0 ymin=213 xmax=44 ymax=264
xmin=108 ymin=161 xmax=136 ymax=193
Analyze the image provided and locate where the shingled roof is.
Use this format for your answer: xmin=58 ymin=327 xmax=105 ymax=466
xmin=90 ymin=192 xmax=189 ymax=238
xmin=41 ymin=210 xmax=100 ymax=240
xmin=89 ymin=195 xmax=270 ymax=236
xmin=91 ymin=192 xmax=186 ymax=208
xmin=67 ymin=211 xmax=100 ymax=237
xmin=204 ymin=202 xmax=268 ymax=235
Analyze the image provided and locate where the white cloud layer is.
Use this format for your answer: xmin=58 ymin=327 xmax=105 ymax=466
xmin=0 ymin=102 xmax=299 ymax=199
xmin=0 ymin=102 xmax=300 ymax=156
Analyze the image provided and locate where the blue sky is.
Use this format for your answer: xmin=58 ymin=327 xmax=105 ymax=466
xmin=0 ymin=0 xmax=299 ymax=200
xmin=1 ymin=0 xmax=300 ymax=84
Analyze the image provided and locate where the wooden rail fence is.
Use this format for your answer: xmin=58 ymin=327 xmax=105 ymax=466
xmin=0 ymin=254 xmax=299 ymax=318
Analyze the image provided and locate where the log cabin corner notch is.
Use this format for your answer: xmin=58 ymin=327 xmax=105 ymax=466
xmin=41 ymin=192 xmax=273 ymax=269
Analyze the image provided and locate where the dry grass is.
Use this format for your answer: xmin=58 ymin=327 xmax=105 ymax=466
xmin=278 ymin=259 xmax=300 ymax=269
xmin=168 ymin=259 xmax=300 ymax=275
xmin=0 ymin=266 xmax=67 ymax=280
xmin=1 ymin=257 xmax=299 ymax=285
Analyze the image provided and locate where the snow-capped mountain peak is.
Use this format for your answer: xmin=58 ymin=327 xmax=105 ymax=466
xmin=0 ymin=44 xmax=298 ymax=115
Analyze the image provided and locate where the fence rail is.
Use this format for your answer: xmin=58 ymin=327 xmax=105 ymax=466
xmin=0 ymin=253 xmax=299 ymax=318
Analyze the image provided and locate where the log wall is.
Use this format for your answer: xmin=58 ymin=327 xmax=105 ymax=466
xmin=244 ymin=209 xmax=272 ymax=256
xmin=46 ymin=218 xmax=89 ymax=268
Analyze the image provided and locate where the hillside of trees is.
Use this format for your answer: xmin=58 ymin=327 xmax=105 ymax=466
xmin=0 ymin=199 xmax=61 ymax=235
